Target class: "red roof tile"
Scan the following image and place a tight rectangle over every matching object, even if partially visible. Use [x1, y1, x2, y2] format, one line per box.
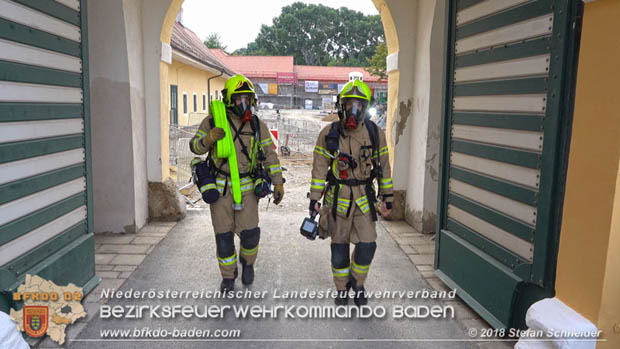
[209, 49, 294, 79]
[294, 65, 385, 82]
[171, 22, 235, 75]
[210, 49, 385, 82]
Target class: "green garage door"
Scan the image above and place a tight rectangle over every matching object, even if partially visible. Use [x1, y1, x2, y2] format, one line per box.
[0, 0, 97, 310]
[436, 0, 582, 329]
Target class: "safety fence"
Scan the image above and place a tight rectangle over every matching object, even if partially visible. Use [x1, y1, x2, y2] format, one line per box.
[169, 124, 199, 188]
[168, 110, 326, 201]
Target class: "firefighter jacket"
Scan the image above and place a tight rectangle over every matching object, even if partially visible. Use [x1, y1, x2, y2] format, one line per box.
[310, 121, 393, 217]
[189, 110, 283, 196]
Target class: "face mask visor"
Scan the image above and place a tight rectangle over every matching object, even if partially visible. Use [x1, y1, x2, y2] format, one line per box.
[343, 98, 367, 125]
[231, 93, 253, 116]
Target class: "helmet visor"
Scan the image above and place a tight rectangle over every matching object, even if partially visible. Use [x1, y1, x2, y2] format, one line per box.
[340, 84, 369, 100]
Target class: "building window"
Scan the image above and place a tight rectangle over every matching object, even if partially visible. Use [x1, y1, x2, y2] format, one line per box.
[203, 94, 206, 111]
[215, 90, 219, 100]
[193, 93, 197, 112]
[183, 92, 187, 115]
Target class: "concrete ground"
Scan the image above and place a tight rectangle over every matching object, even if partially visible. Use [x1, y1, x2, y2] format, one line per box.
[61, 211, 475, 349]
[35, 159, 515, 348]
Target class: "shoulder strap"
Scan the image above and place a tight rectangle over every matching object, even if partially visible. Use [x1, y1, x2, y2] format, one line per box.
[226, 115, 253, 163]
[250, 114, 260, 136]
[365, 120, 381, 222]
[365, 120, 379, 154]
[325, 122, 341, 154]
[250, 114, 266, 163]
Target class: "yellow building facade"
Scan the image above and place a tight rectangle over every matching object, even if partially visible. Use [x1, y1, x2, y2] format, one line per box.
[554, 1, 620, 347]
[159, 18, 234, 179]
[168, 59, 227, 126]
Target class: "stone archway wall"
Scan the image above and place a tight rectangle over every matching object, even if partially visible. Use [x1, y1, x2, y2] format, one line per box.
[143, 0, 183, 183]
[88, 0, 184, 233]
[372, 0, 445, 233]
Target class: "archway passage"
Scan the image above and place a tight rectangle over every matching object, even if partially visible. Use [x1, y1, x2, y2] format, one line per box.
[0, 0, 588, 342]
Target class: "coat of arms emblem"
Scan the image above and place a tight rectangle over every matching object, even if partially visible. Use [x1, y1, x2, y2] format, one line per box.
[23, 305, 49, 337]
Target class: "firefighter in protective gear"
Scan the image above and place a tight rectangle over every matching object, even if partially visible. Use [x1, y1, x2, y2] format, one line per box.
[190, 74, 284, 292]
[309, 79, 393, 306]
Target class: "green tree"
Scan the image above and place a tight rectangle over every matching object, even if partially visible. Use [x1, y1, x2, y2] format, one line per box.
[204, 32, 227, 50]
[233, 2, 384, 66]
[367, 42, 387, 80]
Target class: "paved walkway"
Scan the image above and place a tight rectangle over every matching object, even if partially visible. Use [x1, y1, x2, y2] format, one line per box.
[35, 208, 516, 348]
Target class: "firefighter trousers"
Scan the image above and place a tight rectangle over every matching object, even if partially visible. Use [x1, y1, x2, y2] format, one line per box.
[329, 205, 377, 290]
[210, 191, 260, 279]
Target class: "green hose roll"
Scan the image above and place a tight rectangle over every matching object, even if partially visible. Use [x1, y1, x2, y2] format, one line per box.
[210, 100, 232, 158]
[210, 100, 242, 208]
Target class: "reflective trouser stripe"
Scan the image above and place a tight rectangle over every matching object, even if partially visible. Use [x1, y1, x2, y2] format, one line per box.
[332, 267, 350, 277]
[351, 262, 370, 274]
[240, 246, 258, 256]
[218, 253, 237, 266]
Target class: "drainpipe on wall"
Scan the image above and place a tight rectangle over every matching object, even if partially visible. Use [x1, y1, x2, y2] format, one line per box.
[207, 70, 224, 114]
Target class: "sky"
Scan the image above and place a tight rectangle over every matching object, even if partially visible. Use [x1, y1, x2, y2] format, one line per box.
[180, 0, 380, 52]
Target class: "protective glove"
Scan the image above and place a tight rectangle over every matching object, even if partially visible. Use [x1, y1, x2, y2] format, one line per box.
[203, 127, 225, 147]
[309, 199, 319, 216]
[379, 201, 393, 218]
[273, 184, 284, 205]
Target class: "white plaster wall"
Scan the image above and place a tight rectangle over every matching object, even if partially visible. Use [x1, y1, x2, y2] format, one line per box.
[142, 0, 173, 183]
[123, 0, 149, 230]
[424, 0, 446, 230]
[88, 0, 137, 233]
[385, 0, 417, 191]
[386, 0, 444, 232]
[405, 0, 434, 231]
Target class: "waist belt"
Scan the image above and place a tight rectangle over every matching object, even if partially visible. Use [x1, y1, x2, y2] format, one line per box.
[329, 178, 371, 186]
[326, 173, 378, 222]
[212, 163, 252, 178]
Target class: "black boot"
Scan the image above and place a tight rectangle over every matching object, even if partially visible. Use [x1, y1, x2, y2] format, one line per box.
[240, 258, 254, 285]
[220, 278, 235, 292]
[351, 278, 367, 306]
[334, 282, 351, 306]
